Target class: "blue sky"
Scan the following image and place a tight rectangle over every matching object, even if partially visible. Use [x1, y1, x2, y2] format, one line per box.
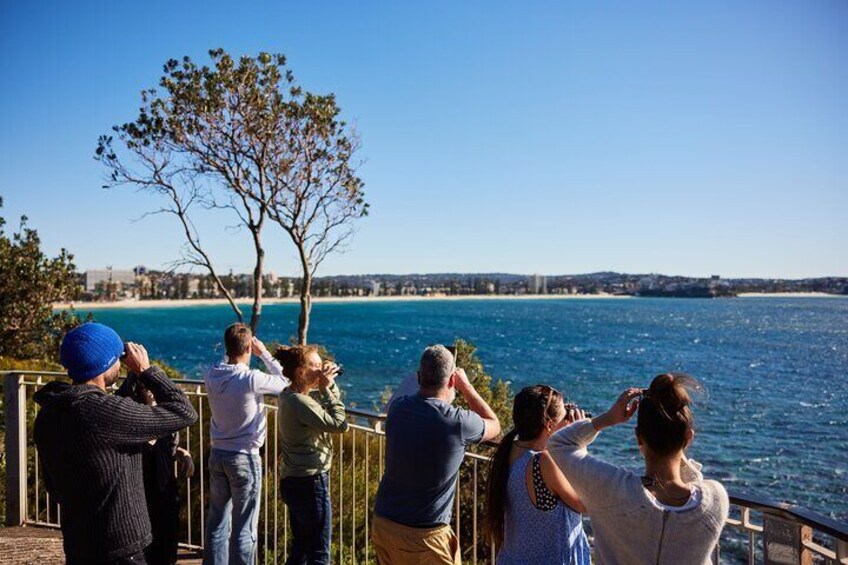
[1, 1, 845, 278]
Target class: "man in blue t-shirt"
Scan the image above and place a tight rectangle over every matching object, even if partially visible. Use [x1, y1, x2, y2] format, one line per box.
[373, 345, 501, 564]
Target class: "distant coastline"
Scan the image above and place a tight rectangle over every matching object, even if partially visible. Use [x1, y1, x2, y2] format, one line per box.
[54, 293, 630, 310]
[735, 292, 841, 298]
[52, 291, 846, 311]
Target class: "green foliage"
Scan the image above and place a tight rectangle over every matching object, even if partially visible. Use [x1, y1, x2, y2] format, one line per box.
[0, 357, 64, 372]
[0, 198, 82, 361]
[452, 338, 513, 430]
[146, 358, 186, 380]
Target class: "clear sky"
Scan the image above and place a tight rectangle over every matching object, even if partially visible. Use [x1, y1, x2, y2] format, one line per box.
[1, 1, 845, 278]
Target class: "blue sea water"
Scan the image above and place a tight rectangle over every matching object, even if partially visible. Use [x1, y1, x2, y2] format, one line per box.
[89, 297, 848, 522]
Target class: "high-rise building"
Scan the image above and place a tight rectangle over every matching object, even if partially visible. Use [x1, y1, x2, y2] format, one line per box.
[84, 268, 136, 292]
[528, 273, 547, 294]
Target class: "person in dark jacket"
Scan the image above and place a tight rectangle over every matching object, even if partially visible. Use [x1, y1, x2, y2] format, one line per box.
[33, 323, 198, 565]
[117, 376, 196, 565]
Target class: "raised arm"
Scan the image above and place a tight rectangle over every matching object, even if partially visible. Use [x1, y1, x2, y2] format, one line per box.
[98, 343, 198, 445]
[249, 337, 291, 394]
[548, 388, 642, 510]
[99, 366, 198, 445]
[454, 368, 501, 442]
[293, 381, 349, 433]
[538, 451, 586, 513]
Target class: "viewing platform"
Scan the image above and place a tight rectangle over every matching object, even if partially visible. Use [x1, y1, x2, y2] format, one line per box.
[4, 370, 847, 564]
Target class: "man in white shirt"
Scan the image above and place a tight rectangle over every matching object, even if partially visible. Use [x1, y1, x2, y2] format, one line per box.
[203, 323, 290, 565]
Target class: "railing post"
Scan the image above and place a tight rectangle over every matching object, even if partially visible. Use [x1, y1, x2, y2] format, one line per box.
[836, 537, 848, 564]
[764, 514, 813, 565]
[4, 372, 28, 526]
[799, 525, 813, 565]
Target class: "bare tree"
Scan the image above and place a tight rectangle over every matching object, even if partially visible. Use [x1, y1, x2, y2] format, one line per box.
[97, 49, 367, 336]
[266, 95, 368, 342]
[96, 141, 245, 322]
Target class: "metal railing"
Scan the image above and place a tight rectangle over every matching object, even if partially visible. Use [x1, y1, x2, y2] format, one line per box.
[4, 370, 847, 564]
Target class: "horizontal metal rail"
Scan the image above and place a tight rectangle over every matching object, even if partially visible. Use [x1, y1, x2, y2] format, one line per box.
[4, 370, 847, 564]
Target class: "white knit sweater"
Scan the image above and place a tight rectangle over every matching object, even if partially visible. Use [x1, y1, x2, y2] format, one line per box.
[548, 420, 729, 565]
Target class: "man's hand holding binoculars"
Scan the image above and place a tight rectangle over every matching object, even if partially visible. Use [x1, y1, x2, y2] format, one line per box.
[123, 342, 151, 374]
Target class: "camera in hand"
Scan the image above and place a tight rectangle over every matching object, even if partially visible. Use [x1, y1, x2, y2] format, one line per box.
[566, 401, 592, 419]
[576, 406, 593, 418]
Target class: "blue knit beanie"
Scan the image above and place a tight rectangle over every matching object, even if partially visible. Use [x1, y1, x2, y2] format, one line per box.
[60, 323, 124, 382]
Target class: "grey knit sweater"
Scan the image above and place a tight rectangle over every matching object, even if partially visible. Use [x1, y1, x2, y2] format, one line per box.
[33, 366, 198, 564]
[548, 420, 729, 565]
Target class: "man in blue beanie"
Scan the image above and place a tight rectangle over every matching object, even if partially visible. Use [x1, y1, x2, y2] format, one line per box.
[33, 322, 198, 565]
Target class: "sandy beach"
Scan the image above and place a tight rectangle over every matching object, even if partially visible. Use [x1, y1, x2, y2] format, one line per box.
[736, 292, 842, 298]
[54, 291, 845, 311]
[54, 293, 630, 310]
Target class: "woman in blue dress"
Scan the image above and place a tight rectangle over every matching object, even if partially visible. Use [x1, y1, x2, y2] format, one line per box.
[486, 385, 591, 565]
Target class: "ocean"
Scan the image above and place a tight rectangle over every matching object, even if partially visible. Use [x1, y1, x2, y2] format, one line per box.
[88, 296, 848, 522]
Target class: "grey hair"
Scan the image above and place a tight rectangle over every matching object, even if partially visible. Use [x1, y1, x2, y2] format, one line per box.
[418, 345, 455, 388]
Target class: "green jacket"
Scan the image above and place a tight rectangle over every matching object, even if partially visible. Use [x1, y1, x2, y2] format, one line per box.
[278, 382, 349, 478]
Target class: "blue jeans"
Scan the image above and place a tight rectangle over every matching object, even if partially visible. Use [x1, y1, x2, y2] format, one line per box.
[280, 473, 331, 565]
[204, 450, 262, 565]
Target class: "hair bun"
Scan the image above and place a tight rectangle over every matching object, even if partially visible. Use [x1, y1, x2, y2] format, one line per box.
[648, 373, 701, 414]
[637, 373, 703, 456]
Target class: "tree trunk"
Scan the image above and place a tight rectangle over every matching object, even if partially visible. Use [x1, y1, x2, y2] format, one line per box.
[294, 239, 312, 344]
[298, 273, 312, 344]
[250, 238, 265, 333]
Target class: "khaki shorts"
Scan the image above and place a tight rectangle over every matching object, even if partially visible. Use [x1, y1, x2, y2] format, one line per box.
[372, 515, 461, 565]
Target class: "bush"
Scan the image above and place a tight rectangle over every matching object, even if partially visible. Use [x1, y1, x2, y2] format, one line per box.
[0, 198, 82, 361]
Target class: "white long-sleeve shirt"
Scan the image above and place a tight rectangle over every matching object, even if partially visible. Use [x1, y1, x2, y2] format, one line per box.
[204, 351, 290, 454]
[548, 419, 729, 565]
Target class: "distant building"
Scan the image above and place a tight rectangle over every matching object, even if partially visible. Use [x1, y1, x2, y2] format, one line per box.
[401, 283, 418, 296]
[639, 276, 659, 291]
[188, 278, 200, 297]
[84, 268, 135, 292]
[528, 273, 547, 294]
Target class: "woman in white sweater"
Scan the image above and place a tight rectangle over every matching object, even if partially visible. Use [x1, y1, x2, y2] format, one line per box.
[548, 374, 729, 565]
